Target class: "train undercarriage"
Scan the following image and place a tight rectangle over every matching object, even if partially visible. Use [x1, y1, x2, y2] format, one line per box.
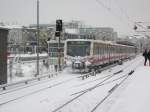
[71, 55, 135, 73]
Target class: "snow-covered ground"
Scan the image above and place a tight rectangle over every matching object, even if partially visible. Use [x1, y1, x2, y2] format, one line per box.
[98, 64, 150, 112]
[7, 55, 54, 83]
[1, 56, 150, 112]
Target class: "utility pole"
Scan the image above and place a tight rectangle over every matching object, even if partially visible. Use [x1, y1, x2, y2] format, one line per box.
[36, 0, 40, 76]
[58, 33, 61, 71]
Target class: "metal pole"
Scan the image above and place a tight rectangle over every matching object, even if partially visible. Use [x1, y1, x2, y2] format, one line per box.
[36, 0, 40, 76]
[58, 34, 61, 71]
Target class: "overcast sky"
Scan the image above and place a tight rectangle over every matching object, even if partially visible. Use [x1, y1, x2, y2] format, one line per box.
[0, 0, 150, 35]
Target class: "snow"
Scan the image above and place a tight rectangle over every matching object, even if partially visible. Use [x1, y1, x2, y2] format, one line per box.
[1, 56, 150, 112]
[7, 53, 52, 83]
[0, 25, 22, 29]
[7, 60, 53, 83]
[99, 66, 150, 112]
[65, 28, 79, 34]
[8, 53, 48, 58]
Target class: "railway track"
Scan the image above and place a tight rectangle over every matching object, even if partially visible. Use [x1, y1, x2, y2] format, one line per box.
[51, 58, 143, 112]
[0, 56, 142, 110]
[72, 56, 141, 94]
[1, 56, 138, 93]
[90, 72, 133, 112]
[51, 72, 131, 112]
[0, 75, 78, 106]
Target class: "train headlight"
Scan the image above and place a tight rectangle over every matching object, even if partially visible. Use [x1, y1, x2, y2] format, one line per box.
[85, 61, 91, 66]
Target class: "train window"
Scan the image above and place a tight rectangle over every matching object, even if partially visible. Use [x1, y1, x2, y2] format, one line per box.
[112, 46, 114, 53]
[96, 45, 98, 55]
[60, 43, 64, 47]
[49, 43, 64, 47]
[49, 43, 58, 47]
[99, 45, 101, 55]
[105, 45, 108, 54]
[98, 45, 100, 55]
[105, 45, 107, 54]
[54, 53, 58, 57]
[101, 45, 104, 56]
[102, 44, 104, 54]
[49, 48, 57, 52]
[116, 46, 119, 53]
[96, 45, 99, 55]
[48, 42, 64, 58]
[107, 45, 109, 54]
[60, 52, 64, 56]
[109, 46, 111, 54]
[93, 43, 97, 55]
[67, 41, 91, 57]
[60, 48, 64, 52]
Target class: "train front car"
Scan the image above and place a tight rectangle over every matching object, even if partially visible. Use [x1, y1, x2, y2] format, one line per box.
[64, 39, 137, 73]
[65, 39, 92, 72]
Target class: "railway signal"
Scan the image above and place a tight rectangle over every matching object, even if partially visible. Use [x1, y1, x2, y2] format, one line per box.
[55, 19, 63, 71]
[56, 19, 63, 32]
[134, 25, 137, 30]
[147, 26, 150, 29]
[55, 31, 60, 37]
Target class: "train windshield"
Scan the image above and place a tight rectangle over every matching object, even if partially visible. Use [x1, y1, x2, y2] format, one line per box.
[67, 41, 91, 57]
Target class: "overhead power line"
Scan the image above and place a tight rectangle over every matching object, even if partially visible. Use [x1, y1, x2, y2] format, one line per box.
[112, 0, 133, 22]
[95, 0, 134, 32]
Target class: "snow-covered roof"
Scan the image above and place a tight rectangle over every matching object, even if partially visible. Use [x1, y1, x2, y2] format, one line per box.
[0, 26, 10, 30]
[0, 25, 22, 29]
[65, 39, 135, 48]
[65, 28, 79, 34]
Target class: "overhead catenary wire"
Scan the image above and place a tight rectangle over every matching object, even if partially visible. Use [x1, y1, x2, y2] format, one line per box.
[94, 0, 134, 33]
[112, 0, 134, 25]
[112, 0, 150, 36]
[95, 0, 122, 21]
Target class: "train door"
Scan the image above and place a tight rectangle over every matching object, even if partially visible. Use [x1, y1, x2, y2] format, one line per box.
[99, 44, 102, 64]
[114, 45, 117, 61]
[110, 45, 113, 62]
[116, 45, 120, 60]
[107, 44, 110, 64]
[103, 44, 106, 63]
[108, 44, 111, 63]
[112, 45, 115, 62]
[101, 44, 104, 64]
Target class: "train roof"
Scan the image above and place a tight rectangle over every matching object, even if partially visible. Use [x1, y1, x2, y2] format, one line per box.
[116, 41, 136, 47]
[65, 39, 135, 48]
[0, 25, 22, 29]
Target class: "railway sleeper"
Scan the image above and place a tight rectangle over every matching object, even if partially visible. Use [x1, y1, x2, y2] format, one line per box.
[108, 84, 119, 93]
[81, 57, 132, 80]
[81, 72, 96, 80]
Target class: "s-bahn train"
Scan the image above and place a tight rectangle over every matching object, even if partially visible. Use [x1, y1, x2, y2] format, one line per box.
[64, 39, 137, 72]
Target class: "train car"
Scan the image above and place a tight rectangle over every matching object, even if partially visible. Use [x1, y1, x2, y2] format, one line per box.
[47, 40, 65, 67]
[64, 39, 136, 72]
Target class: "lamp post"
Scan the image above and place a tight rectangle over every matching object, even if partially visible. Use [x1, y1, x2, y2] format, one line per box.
[36, 0, 40, 76]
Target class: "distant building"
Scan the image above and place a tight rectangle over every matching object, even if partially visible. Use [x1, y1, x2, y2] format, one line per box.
[7, 26, 23, 54]
[8, 26, 48, 54]
[79, 27, 117, 41]
[29, 21, 118, 41]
